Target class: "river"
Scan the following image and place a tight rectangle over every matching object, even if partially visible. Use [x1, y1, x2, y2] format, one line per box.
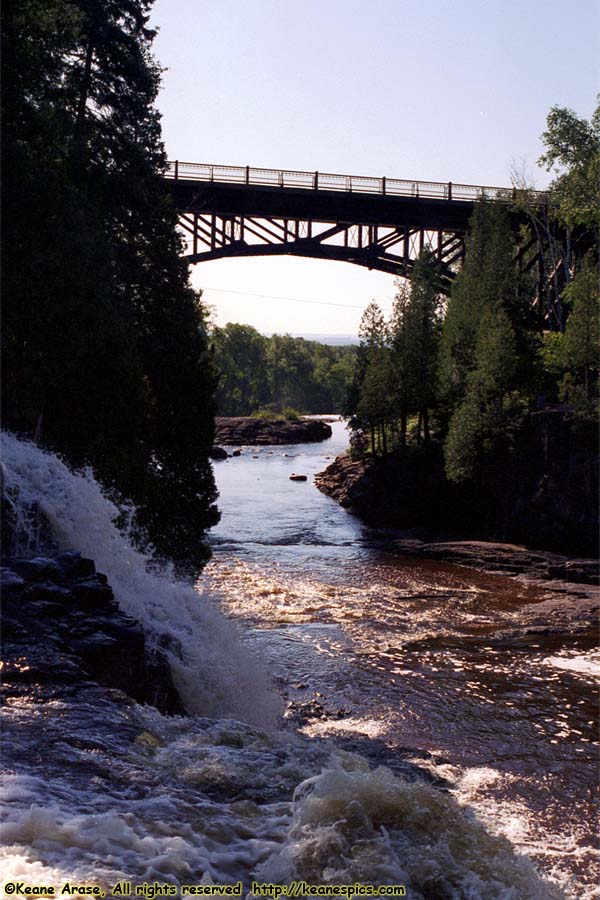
[206, 419, 599, 898]
[1, 427, 598, 900]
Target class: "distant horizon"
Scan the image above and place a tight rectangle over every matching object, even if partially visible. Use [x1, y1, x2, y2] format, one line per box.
[263, 331, 358, 346]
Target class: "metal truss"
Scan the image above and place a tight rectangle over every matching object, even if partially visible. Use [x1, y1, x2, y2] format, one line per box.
[176, 211, 465, 292]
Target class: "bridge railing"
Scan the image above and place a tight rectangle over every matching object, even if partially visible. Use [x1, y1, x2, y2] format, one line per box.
[166, 161, 546, 204]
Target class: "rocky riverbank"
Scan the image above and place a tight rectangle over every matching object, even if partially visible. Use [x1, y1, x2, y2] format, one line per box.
[315, 409, 599, 580]
[215, 416, 332, 446]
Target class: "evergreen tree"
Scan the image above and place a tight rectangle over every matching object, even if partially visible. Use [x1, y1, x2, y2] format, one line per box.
[439, 200, 530, 482]
[1, 0, 218, 570]
[438, 199, 520, 407]
[444, 307, 519, 482]
[388, 280, 411, 445]
[401, 251, 443, 441]
[559, 256, 600, 414]
[354, 302, 391, 454]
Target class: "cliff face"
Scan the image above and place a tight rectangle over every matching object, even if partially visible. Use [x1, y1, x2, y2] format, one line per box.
[316, 409, 599, 558]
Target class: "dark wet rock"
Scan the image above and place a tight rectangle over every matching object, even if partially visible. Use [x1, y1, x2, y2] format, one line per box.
[71, 576, 116, 609]
[53, 551, 96, 579]
[209, 446, 229, 460]
[216, 416, 332, 446]
[316, 409, 599, 561]
[7, 555, 64, 581]
[388, 540, 600, 586]
[231, 448, 242, 456]
[284, 696, 349, 725]
[0, 553, 185, 715]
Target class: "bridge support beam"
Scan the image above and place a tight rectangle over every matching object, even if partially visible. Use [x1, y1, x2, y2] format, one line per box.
[177, 211, 464, 292]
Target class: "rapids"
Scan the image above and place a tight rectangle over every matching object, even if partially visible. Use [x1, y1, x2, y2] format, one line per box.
[1, 427, 597, 898]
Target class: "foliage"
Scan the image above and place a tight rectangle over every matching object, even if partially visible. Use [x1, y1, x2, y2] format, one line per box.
[1, 0, 218, 571]
[348, 255, 443, 454]
[558, 256, 600, 416]
[211, 324, 357, 415]
[250, 407, 302, 422]
[538, 98, 600, 232]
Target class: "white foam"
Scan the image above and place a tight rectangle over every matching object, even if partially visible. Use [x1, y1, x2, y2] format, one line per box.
[1, 432, 279, 726]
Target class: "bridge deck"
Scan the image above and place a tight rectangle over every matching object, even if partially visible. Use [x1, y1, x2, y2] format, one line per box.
[165, 160, 546, 205]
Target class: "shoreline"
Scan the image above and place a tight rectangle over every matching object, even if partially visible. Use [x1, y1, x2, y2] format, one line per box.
[315, 453, 599, 591]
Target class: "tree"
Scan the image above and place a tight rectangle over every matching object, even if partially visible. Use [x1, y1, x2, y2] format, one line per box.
[538, 99, 600, 233]
[212, 324, 269, 414]
[438, 200, 530, 482]
[438, 199, 521, 408]
[1, 0, 219, 571]
[444, 309, 519, 483]
[559, 256, 600, 413]
[351, 302, 391, 454]
[400, 252, 443, 441]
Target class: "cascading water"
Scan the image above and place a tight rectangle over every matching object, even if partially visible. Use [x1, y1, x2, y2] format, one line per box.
[0, 431, 573, 898]
[0, 431, 279, 726]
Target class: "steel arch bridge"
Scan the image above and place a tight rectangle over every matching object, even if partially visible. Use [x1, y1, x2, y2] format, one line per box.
[164, 160, 549, 298]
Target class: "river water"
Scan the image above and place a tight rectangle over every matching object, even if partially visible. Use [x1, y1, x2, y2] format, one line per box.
[1, 428, 598, 900]
[206, 419, 599, 898]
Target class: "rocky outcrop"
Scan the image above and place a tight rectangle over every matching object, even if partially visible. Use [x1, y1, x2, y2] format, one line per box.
[215, 416, 332, 446]
[1, 551, 184, 714]
[316, 409, 599, 561]
[389, 539, 599, 585]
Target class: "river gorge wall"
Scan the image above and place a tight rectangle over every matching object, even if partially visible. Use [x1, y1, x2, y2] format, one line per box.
[316, 408, 599, 558]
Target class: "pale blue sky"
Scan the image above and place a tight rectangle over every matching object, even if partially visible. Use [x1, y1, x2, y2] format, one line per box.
[152, 0, 599, 334]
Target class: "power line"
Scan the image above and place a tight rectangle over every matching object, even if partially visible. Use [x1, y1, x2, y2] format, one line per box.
[199, 286, 393, 310]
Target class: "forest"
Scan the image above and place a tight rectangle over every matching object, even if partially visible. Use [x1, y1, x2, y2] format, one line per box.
[346, 100, 599, 486]
[211, 326, 357, 416]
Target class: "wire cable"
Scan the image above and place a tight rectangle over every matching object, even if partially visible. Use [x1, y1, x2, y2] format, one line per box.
[199, 286, 393, 310]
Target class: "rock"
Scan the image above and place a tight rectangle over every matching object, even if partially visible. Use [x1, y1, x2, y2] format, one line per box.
[209, 446, 228, 460]
[289, 474, 308, 481]
[6, 556, 64, 581]
[0, 554, 185, 716]
[232, 448, 242, 457]
[53, 551, 96, 579]
[215, 416, 332, 446]
[71, 577, 116, 610]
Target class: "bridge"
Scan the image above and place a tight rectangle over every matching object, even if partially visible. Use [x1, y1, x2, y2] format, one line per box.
[165, 160, 549, 296]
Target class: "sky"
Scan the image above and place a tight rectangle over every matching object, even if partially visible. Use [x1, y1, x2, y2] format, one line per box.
[151, 0, 599, 336]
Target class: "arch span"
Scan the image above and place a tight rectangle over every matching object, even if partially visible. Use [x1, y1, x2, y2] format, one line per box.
[165, 161, 548, 298]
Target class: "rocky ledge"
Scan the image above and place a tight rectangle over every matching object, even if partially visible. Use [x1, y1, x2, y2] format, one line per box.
[215, 416, 332, 446]
[315, 454, 599, 587]
[1, 551, 184, 714]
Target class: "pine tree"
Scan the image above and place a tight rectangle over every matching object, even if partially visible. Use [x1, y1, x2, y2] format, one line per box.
[438, 199, 519, 407]
[439, 200, 529, 482]
[1, 0, 219, 570]
[559, 255, 600, 413]
[401, 251, 443, 441]
[353, 302, 391, 454]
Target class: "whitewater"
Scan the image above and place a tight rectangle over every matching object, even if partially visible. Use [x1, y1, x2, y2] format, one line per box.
[0, 431, 588, 898]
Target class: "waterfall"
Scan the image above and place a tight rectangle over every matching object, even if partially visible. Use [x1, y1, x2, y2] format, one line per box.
[0, 431, 280, 727]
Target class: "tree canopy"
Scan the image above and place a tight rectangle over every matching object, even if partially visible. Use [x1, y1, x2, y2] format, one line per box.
[2, 0, 218, 570]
